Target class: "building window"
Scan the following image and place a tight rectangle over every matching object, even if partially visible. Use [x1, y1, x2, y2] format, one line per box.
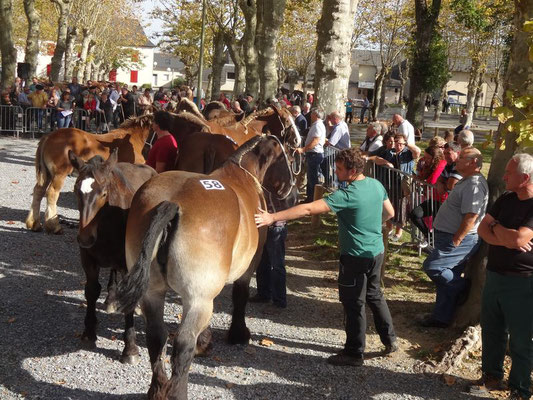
[163, 74, 169, 81]
[153, 74, 158, 87]
[227, 72, 235, 80]
[166, 59, 171, 65]
[130, 70, 138, 83]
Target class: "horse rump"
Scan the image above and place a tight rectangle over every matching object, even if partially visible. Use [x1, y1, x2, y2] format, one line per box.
[116, 201, 179, 314]
[35, 135, 51, 187]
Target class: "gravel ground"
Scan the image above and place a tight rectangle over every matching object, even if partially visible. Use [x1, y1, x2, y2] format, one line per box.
[0, 135, 481, 400]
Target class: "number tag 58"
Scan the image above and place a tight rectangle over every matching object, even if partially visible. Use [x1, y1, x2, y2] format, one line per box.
[199, 179, 225, 190]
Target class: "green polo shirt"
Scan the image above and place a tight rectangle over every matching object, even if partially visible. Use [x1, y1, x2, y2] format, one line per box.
[324, 177, 387, 258]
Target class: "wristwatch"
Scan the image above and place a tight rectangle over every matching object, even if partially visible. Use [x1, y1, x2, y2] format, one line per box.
[489, 220, 499, 233]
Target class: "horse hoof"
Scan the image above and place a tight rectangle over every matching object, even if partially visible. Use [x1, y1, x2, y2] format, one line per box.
[44, 217, 63, 234]
[227, 326, 251, 345]
[80, 337, 97, 350]
[195, 328, 213, 357]
[120, 354, 140, 365]
[26, 218, 43, 232]
[105, 302, 117, 314]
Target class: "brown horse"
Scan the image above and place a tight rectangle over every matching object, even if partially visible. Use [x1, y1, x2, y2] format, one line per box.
[68, 149, 157, 364]
[25, 114, 154, 234]
[115, 135, 297, 400]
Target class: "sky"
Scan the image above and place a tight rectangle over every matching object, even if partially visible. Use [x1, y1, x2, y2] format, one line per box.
[140, 0, 164, 46]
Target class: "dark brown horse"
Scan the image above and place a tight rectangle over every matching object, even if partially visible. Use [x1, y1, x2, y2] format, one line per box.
[69, 149, 157, 364]
[115, 135, 297, 399]
[26, 114, 154, 234]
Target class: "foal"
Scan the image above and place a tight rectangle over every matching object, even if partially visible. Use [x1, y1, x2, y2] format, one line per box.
[70, 149, 157, 363]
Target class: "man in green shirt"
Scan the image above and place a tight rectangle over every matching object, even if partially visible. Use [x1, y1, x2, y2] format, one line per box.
[255, 147, 397, 366]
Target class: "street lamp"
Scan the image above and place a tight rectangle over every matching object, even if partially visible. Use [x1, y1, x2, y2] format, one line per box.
[197, 0, 206, 108]
[167, 67, 173, 89]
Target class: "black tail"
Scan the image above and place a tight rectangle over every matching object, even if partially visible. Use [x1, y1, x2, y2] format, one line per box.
[116, 201, 179, 314]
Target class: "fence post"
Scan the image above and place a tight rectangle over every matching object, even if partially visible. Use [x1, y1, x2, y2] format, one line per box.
[311, 184, 326, 228]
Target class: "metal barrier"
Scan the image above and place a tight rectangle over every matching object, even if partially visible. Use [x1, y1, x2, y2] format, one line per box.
[0, 105, 24, 137]
[322, 145, 342, 189]
[366, 161, 437, 252]
[24, 107, 56, 137]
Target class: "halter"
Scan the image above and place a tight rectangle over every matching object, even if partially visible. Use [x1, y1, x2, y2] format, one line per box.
[273, 111, 302, 176]
[232, 135, 296, 201]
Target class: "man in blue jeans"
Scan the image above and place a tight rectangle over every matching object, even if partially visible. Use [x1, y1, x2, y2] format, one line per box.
[421, 147, 488, 327]
[299, 107, 326, 202]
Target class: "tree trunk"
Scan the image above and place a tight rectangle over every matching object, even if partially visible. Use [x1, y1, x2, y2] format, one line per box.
[464, 57, 482, 128]
[473, 71, 485, 119]
[378, 72, 389, 115]
[302, 72, 308, 105]
[91, 60, 101, 81]
[398, 60, 408, 105]
[372, 70, 385, 120]
[239, 0, 259, 101]
[23, 0, 41, 78]
[314, 0, 359, 116]
[64, 27, 77, 81]
[406, 0, 442, 130]
[223, 31, 246, 98]
[233, 61, 246, 97]
[0, 0, 17, 90]
[205, 73, 213, 102]
[210, 30, 225, 101]
[433, 85, 447, 121]
[489, 68, 501, 117]
[83, 42, 95, 83]
[50, 0, 70, 82]
[454, 0, 533, 328]
[256, 0, 286, 103]
[76, 29, 92, 82]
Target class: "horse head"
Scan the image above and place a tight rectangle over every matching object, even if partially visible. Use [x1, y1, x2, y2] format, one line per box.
[232, 135, 296, 206]
[69, 148, 132, 248]
[268, 105, 302, 150]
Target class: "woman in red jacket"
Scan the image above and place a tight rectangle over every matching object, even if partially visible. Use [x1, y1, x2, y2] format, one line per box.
[409, 145, 447, 243]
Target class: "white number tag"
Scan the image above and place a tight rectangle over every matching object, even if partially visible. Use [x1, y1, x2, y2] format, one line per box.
[200, 179, 225, 190]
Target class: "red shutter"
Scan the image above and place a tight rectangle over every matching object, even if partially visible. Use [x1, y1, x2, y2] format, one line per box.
[109, 69, 117, 82]
[46, 64, 51, 76]
[130, 70, 138, 83]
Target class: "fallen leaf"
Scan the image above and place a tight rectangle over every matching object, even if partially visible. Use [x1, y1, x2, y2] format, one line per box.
[11, 181, 19, 184]
[443, 374, 456, 386]
[225, 382, 234, 389]
[56, 380, 66, 385]
[260, 338, 274, 347]
[213, 356, 223, 362]
[7, 317, 16, 323]
[6, 221, 15, 225]
[22, 168, 27, 171]
[111, 335, 117, 341]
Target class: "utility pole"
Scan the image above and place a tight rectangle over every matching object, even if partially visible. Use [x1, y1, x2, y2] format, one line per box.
[197, 0, 207, 108]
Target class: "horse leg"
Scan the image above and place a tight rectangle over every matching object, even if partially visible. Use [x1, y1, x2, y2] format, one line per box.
[44, 174, 66, 234]
[120, 311, 140, 365]
[195, 327, 212, 357]
[26, 178, 49, 232]
[227, 268, 255, 345]
[81, 252, 100, 348]
[143, 290, 170, 400]
[104, 269, 118, 313]
[164, 299, 213, 400]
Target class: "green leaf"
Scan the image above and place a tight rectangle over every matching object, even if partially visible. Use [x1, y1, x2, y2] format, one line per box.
[495, 106, 514, 123]
[515, 96, 533, 109]
[524, 20, 533, 33]
[505, 90, 514, 102]
[529, 46, 533, 63]
[499, 141, 506, 151]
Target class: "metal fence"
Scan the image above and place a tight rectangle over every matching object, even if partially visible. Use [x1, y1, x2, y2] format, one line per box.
[320, 150, 437, 253]
[0, 105, 24, 136]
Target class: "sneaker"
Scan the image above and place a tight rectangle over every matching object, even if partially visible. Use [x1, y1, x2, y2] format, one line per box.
[327, 350, 364, 367]
[383, 341, 399, 355]
[419, 316, 449, 328]
[248, 294, 270, 304]
[390, 234, 401, 242]
[387, 230, 395, 238]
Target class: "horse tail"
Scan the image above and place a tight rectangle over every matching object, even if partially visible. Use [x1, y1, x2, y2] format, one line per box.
[116, 201, 179, 314]
[35, 136, 50, 187]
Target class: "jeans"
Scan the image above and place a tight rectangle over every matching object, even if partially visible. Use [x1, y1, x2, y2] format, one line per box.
[423, 230, 480, 323]
[481, 271, 533, 399]
[305, 152, 324, 202]
[255, 224, 288, 307]
[360, 107, 368, 122]
[338, 253, 396, 355]
[57, 114, 72, 129]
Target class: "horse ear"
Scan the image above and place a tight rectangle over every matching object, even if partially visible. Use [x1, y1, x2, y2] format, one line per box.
[68, 150, 84, 170]
[106, 148, 119, 168]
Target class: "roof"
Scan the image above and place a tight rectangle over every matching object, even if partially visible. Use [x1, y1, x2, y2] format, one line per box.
[153, 53, 185, 71]
[351, 49, 382, 67]
[118, 20, 156, 48]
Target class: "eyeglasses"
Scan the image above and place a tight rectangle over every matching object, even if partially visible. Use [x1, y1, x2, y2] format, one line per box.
[396, 142, 406, 145]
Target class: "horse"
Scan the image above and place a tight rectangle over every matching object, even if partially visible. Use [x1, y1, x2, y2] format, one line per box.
[114, 135, 299, 400]
[174, 106, 302, 175]
[68, 149, 157, 364]
[202, 101, 244, 121]
[25, 114, 154, 234]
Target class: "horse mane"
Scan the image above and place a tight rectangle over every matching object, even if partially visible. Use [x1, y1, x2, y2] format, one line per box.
[176, 98, 205, 120]
[242, 108, 274, 127]
[211, 113, 242, 127]
[119, 113, 154, 130]
[228, 135, 263, 165]
[171, 111, 211, 131]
